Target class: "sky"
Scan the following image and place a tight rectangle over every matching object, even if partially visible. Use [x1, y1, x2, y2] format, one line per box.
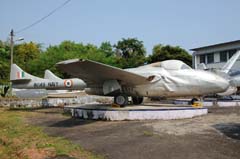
[1, 0, 240, 54]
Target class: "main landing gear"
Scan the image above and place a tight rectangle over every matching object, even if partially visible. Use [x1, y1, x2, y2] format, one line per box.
[114, 94, 144, 107]
[132, 96, 143, 105]
[114, 94, 128, 107]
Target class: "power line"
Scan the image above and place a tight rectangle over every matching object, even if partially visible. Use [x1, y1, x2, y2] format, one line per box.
[15, 0, 71, 34]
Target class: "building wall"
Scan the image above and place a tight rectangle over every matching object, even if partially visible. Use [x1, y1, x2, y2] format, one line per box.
[192, 42, 240, 72]
[193, 43, 240, 55]
[195, 52, 240, 71]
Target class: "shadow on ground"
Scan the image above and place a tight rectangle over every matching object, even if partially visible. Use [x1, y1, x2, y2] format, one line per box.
[8, 107, 62, 114]
[213, 123, 240, 140]
[49, 118, 95, 127]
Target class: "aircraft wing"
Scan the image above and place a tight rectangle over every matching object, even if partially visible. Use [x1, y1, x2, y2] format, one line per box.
[57, 59, 150, 86]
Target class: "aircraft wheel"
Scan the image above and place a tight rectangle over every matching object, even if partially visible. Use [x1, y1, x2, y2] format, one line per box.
[190, 98, 198, 105]
[114, 94, 128, 107]
[132, 96, 143, 105]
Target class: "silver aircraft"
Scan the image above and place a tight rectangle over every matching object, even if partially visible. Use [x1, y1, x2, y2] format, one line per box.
[56, 58, 230, 106]
[10, 64, 86, 90]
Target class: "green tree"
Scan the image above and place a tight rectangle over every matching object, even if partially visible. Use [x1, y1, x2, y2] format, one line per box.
[0, 39, 194, 84]
[99, 41, 114, 57]
[0, 40, 10, 84]
[0, 60, 10, 84]
[148, 44, 192, 66]
[114, 38, 146, 58]
[14, 42, 42, 71]
[28, 41, 118, 78]
[114, 38, 146, 68]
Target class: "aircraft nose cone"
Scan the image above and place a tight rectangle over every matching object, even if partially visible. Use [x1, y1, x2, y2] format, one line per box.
[215, 77, 229, 91]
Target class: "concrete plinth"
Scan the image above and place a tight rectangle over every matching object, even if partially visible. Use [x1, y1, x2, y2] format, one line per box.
[173, 99, 240, 107]
[66, 104, 208, 121]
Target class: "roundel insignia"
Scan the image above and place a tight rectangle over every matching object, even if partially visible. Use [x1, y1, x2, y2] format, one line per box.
[64, 80, 73, 88]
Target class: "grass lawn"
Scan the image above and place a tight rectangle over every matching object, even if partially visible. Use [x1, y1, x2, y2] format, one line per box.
[0, 108, 103, 159]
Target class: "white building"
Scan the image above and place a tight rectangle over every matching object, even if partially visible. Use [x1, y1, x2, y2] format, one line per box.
[191, 40, 240, 72]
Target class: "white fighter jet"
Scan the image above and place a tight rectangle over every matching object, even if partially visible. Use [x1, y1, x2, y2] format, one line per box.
[10, 64, 86, 90]
[56, 56, 233, 106]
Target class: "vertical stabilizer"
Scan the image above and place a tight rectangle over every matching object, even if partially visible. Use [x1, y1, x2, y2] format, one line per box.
[10, 64, 42, 81]
[221, 50, 240, 73]
[10, 64, 28, 81]
[44, 70, 62, 80]
[198, 63, 207, 70]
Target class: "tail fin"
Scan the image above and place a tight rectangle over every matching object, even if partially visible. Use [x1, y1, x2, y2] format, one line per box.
[44, 70, 62, 80]
[198, 63, 207, 70]
[10, 64, 42, 82]
[221, 50, 240, 73]
[10, 64, 29, 81]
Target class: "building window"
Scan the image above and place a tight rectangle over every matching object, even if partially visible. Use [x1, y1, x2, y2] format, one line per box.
[220, 51, 227, 62]
[207, 53, 214, 64]
[229, 49, 237, 59]
[199, 55, 205, 63]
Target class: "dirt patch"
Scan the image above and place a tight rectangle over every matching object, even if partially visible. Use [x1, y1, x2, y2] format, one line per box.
[25, 107, 240, 159]
[17, 147, 55, 159]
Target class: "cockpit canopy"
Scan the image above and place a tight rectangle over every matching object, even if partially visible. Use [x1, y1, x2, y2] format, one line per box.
[149, 60, 192, 70]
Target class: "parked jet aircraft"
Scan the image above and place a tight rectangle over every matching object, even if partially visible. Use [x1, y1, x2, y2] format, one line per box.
[10, 64, 87, 90]
[57, 58, 230, 106]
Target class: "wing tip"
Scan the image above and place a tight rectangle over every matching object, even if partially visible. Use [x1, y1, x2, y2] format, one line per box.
[56, 59, 82, 65]
[56, 59, 88, 65]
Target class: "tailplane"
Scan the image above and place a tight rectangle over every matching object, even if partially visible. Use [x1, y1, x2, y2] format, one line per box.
[44, 70, 62, 80]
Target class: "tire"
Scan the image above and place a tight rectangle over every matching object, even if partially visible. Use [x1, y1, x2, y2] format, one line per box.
[114, 94, 128, 107]
[132, 96, 143, 105]
[190, 98, 198, 105]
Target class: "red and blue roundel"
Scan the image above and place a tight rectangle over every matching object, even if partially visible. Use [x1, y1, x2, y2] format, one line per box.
[64, 80, 73, 87]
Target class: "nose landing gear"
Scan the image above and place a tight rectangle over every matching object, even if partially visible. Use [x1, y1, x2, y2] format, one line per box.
[190, 98, 199, 105]
[190, 97, 203, 108]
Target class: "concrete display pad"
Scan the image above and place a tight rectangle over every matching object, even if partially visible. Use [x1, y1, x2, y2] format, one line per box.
[66, 104, 208, 121]
[173, 99, 240, 107]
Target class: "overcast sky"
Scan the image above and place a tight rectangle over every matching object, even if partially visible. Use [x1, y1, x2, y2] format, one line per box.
[1, 0, 240, 54]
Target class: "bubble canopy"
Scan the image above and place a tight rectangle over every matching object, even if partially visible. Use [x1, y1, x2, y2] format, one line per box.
[149, 60, 192, 70]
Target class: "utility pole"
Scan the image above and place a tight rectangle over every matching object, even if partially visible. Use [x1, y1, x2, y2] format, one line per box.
[9, 29, 14, 97]
[10, 29, 14, 65]
[9, 29, 24, 96]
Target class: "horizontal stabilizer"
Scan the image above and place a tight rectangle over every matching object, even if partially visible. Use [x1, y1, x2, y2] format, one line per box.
[44, 70, 62, 80]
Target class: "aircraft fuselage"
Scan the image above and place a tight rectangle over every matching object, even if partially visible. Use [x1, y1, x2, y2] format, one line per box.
[12, 78, 86, 90]
[85, 67, 229, 98]
[130, 69, 229, 97]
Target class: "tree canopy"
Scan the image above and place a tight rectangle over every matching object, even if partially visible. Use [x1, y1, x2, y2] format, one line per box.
[0, 39, 192, 85]
[148, 44, 192, 66]
[15, 42, 41, 71]
[114, 38, 146, 58]
[114, 38, 146, 68]
[0, 41, 10, 84]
